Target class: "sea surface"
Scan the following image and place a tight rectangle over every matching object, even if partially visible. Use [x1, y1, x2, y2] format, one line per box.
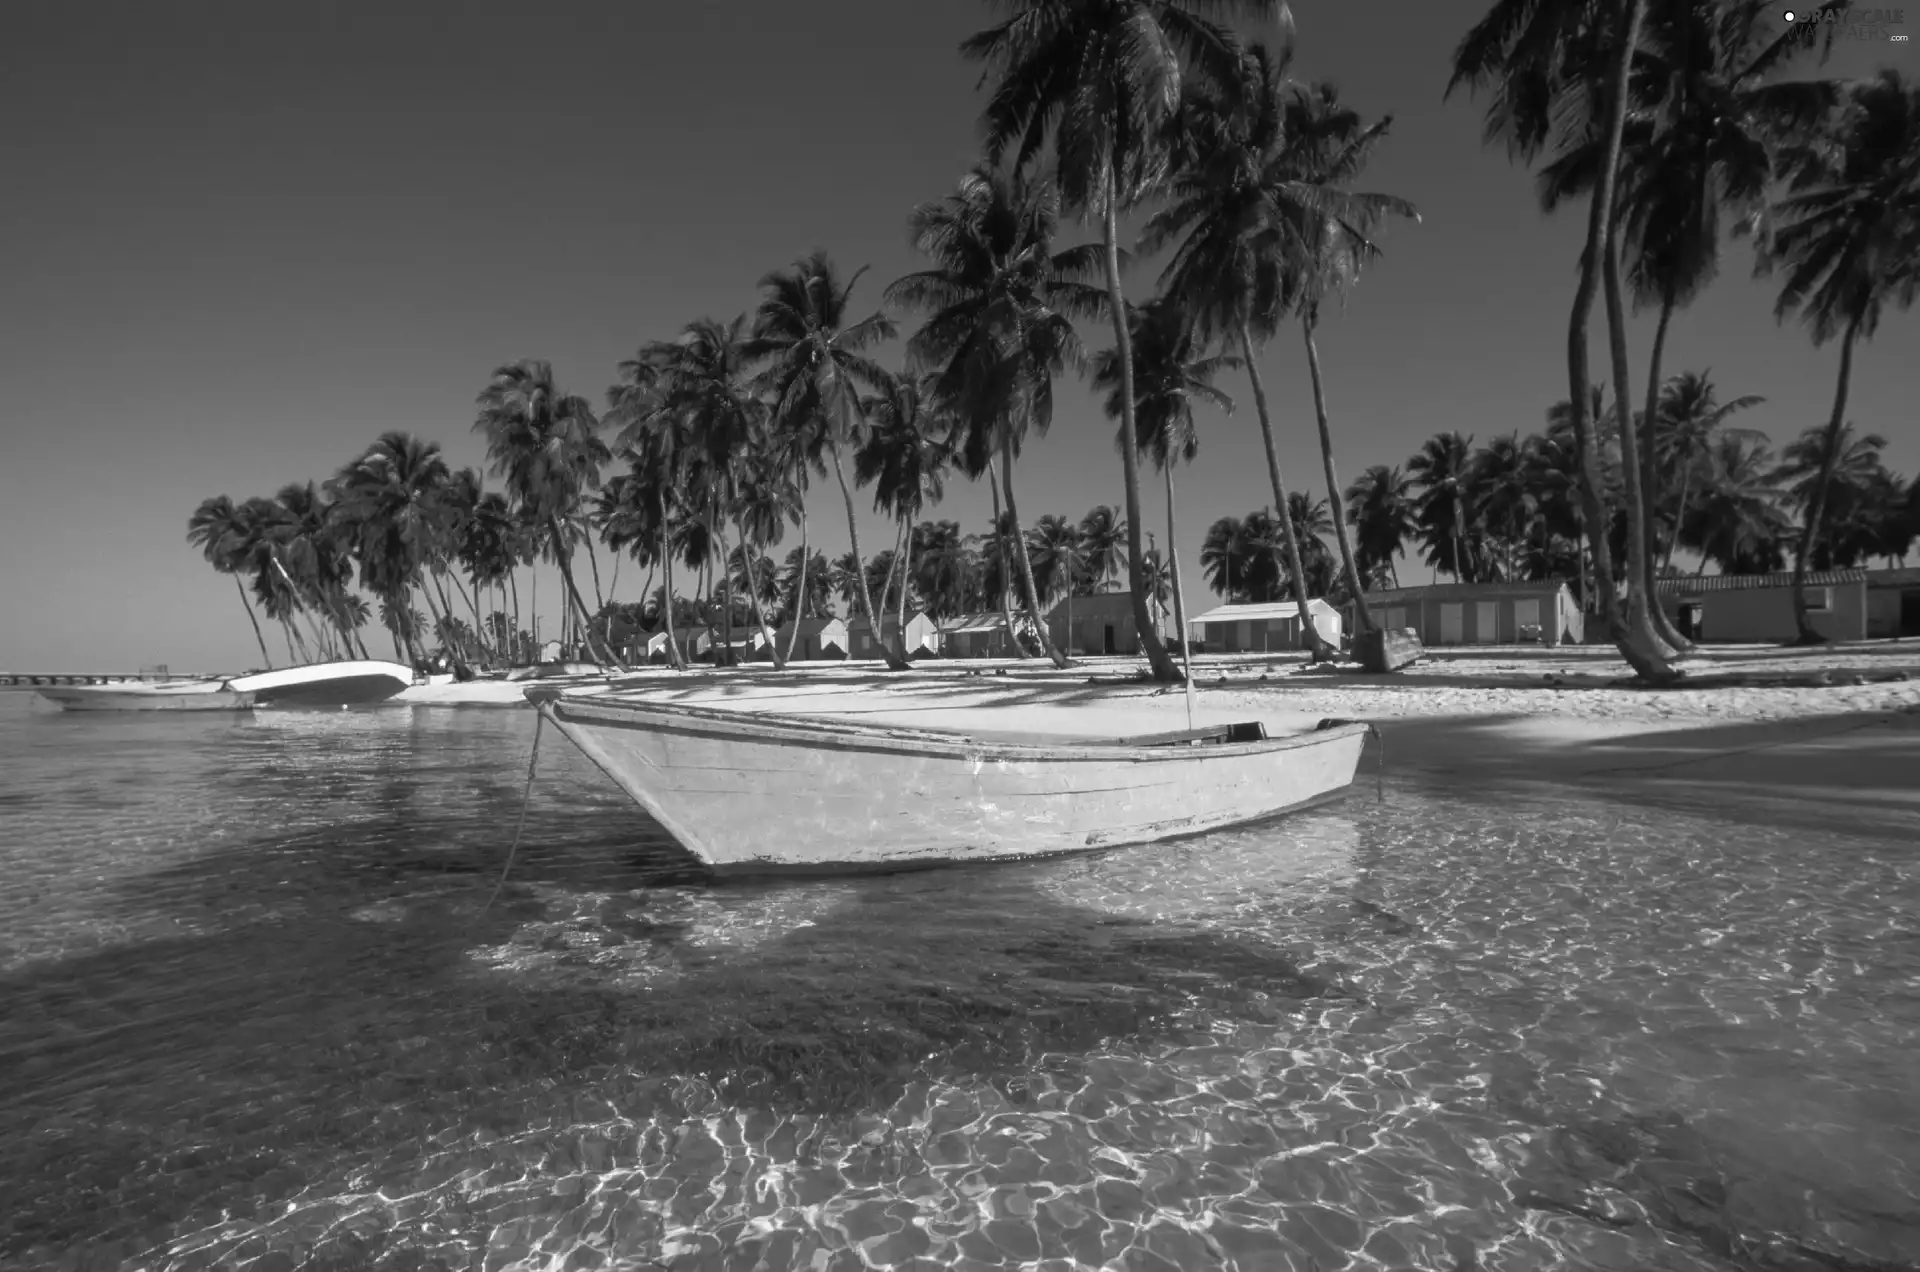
[1, 687, 1916, 1272]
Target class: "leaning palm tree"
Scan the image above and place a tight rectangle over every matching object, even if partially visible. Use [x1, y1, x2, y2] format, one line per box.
[1407, 433, 1477, 583]
[330, 431, 463, 671]
[1140, 42, 1341, 660]
[1680, 432, 1792, 574]
[855, 371, 951, 660]
[1092, 296, 1238, 682]
[472, 360, 623, 667]
[747, 251, 909, 670]
[1760, 67, 1920, 641]
[1077, 506, 1127, 593]
[1450, 0, 1682, 681]
[959, 0, 1278, 681]
[885, 164, 1106, 668]
[186, 495, 276, 669]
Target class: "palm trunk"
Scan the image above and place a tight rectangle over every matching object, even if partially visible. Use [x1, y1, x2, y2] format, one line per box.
[233, 575, 274, 669]
[1790, 316, 1859, 644]
[1238, 320, 1335, 660]
[988, 458, 1025, 659]
[736, 518, 784, 669]
[1164, 464, 1195, 689]
[1639, 288, 1692, 650]
[714, 515, 736, 667]
[583, 535, 607, 610]
[882, 514, 909, 660]
[828, 441, 911, 671]
[1303, 312, 1371, 641]
[1100, 164, 1181, 682]
[548, 515, 623, 668]
[1001, 429, 1070, 668]
[1662, 465, 1694, 576]
[898, 517, 915, 660]
[281, 620, 302, 664]
[507, 570, 523, 665]
[659, 509, 686, 670]
[448, 571, 496, 663]
[783, 514, 811, 664]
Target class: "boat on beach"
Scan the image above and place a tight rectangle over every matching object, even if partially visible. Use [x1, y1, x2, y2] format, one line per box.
[525, 686, 1373, 876]
[36, 660, 416, 712]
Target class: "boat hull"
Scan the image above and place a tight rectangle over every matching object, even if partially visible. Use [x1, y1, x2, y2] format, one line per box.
[228, 660, 414, 707]
[36, 683, 252, 712]
[543, 697, 1371, 876]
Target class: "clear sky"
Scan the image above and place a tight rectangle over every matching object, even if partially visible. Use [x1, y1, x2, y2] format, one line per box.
[1, 0, 1912, 672]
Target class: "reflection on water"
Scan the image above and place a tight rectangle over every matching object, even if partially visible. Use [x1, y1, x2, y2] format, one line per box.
[0, 691, 1916, 1271]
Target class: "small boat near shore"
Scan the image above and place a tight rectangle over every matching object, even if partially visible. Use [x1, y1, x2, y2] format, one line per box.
[36, 660, 415, 712]
[525, 686, 1373, 876]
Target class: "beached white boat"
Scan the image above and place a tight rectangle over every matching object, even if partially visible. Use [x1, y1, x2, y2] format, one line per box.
[37, 660, 414, 712]
[528, 688, 1373, 875]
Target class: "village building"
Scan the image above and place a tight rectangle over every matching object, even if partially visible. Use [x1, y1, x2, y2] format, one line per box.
[1043, 591, 1166, 656]
[770, 616, 849, 661]
[1188, 600, 1345, 653]
[1351, 579, 1584, 647]
[939, 612, 1027, 659]
[847, 612, 942, 660]
[1653, 569, 1875, 643]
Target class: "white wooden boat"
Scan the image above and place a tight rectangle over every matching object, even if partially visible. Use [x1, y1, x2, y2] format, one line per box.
[35, 679, 253, 711]
[528, 688, 1373, 876]
[37, 660, 414, 712]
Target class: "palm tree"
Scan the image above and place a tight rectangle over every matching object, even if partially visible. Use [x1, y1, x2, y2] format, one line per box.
[1451, 0, 1682, 681]
[1648, 371, 1766, 572]
[1025, 515, 1085, 650]
[1141, 41, 1338, 661]
[1345, 465, 1416, 590]
[1469, 434, 1532, 582]
[1679, 432, 1791, 574]
[1761, 68, 1920, 641]
[186, 495, 276, 669]
[330, 432, 462, 670]
[885, 165, 1107, 669]
[269, 481, 367, 660]
[1536, 0, 1834, 648]
[960, 0, 1276, 681]
[855, 371, 951, 659]
[1778, 422, 1892, 565]
[1092, 296, 1238, 679]
[748, 251, 908, 670]
[472, 360, 623, 667]
[1076, 506, 1127, 593]
[1408, 433, 1477, 583]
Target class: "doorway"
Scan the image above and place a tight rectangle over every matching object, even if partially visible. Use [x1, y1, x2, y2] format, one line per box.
[1103, 624, 1116, 655]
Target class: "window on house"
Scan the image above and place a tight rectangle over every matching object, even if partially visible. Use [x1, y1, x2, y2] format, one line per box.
[1807, 587, 1831, 613]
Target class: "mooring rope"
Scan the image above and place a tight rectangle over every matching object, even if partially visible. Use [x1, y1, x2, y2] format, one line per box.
[482, 704, 546, 913]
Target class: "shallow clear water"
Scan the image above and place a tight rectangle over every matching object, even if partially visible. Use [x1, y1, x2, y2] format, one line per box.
[1, 689, 1915, 1272]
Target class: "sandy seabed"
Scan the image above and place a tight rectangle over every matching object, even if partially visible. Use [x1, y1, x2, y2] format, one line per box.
[395, 641, 1920, 836]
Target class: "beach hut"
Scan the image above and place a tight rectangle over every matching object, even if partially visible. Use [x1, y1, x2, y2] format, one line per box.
[1188, 600, 1345, 653]
[1044, 591, 1166, 656]
[940, 612, 1025, 658]
[1866, 567, 1920, 639]
[847, 612, 942, 659]
[1351, 580, 1582, 647]
[772, 616, 849, 661]
[646, 627, 715, 664]
[1653, 570, 1868, 643]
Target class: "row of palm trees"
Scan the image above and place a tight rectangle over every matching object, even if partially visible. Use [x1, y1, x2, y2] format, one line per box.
[187, 2, 1917, 680]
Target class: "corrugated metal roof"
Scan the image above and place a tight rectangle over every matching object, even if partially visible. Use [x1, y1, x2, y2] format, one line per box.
[1655, 570, 1865, 592]
[1190, 600, 1339, 624]
[1357, 580, 1573, 604]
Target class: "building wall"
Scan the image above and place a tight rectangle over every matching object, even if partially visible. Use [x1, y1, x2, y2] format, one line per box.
[1364, 588, 1575, 646]
[1659, 583, 1867, 642]
[1864, 587, 1920, 639]
[1195, 607, 1343, 653]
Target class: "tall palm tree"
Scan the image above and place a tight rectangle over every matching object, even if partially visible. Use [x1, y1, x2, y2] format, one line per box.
[1092, 296, 1238, 679]
[1451, 0, 1683, 681]
[1679, 432, 1791, 573]
[1648, 371, 1766, 572]
[1408, 432, 1477, 583]
[269, 481, 367, 660]
[472, 360, 623, 667]
[1778, 422, 1893, 569]
[606, 343, 693, 669]
[1469, 434, 1533, 581]
[1140, 41, 1338, 660]
[330, 432, 461, 671]
[885, 164, 1106, 668]
[1344, 465, 1416, 590]
[1761, 67, 1920, 641]
[960, 0, 1278, 681]
[748, 251, 908, 670]
[1076, 506, 1128, 593]
[186, 495, 276, 669]
[855, 371, 951, 658]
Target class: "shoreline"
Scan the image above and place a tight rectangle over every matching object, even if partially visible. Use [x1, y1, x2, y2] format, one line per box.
[395, 642, 1920, 835]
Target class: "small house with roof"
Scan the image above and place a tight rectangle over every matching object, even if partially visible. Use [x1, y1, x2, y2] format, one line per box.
[1188, 599, 1345, 653]
[847, 612, 942, 660]
[770, 616, 849, 661]
[1351, 580, 1584, 646]
[1653, 570, 1870, 643]
[1866, 567, 1920, 639]
[1044, 591, 1164, 656]
[940, 612, 1027, 658]
[646, 627, 713, 664]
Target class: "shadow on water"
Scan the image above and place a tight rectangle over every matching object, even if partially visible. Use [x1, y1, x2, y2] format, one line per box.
[0, 789, 1358, 1261]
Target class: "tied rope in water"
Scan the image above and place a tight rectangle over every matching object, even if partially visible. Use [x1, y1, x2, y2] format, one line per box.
[482, 704, 546, 913]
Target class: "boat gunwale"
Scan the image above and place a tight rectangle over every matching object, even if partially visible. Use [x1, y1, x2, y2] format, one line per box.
[546, 693, 1370, 764]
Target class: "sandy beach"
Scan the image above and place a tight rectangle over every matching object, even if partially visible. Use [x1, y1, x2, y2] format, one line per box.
[396, 641, 1920, 837]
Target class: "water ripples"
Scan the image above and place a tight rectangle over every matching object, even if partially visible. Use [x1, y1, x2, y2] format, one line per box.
[0, 691, 1915, 1271]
